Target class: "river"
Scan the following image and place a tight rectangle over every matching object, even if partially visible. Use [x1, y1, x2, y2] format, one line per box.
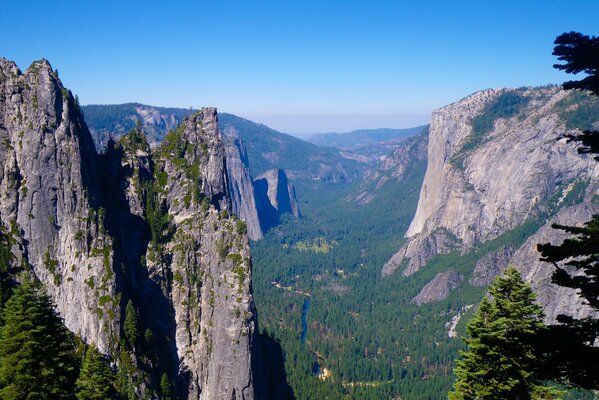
[300, 297, 310, 343]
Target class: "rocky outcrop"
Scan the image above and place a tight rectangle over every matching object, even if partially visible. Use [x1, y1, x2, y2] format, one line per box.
[0, 59, 264, 399]
[351, 127, 428, 205]
[383, 86, 599, 323]
[150, 109, 256, 399]
[253, 169, 300, 232]
[0, 58, 118, 353]
[511, 203, 598, 324]
[412, 270, 463, 305]
[223, 126, 263, 240]
[383, 87, 597, 277]
[469, 246, 514, 286]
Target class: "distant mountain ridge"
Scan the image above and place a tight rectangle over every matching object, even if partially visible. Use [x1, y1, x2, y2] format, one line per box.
[81, 102, 192, 148]
[81, 103, 376, 184]
[307, 125, 427, 157]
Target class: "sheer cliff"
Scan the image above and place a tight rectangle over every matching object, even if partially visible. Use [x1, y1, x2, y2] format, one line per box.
[382, 86, 599, 322]
[0, 58, 266, 399]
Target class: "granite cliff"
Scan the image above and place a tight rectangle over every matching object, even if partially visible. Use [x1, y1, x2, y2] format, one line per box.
[82, 105, 306, 240]
[0, 58, 282, 399]
[382, 86, 599, 321]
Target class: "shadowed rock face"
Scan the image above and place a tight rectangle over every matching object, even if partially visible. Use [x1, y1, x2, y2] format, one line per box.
[223, 126, 263, 241]
[253, 169, 300, 232]
[0, 58, 287, 399]
[510, 204, 599, 324]
[382, 86, 599, 322]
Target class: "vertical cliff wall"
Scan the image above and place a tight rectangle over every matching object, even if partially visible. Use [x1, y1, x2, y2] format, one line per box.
[382, 86, 599, 322]
[0, 58, 119, 352]
[0, 58, 261, 399]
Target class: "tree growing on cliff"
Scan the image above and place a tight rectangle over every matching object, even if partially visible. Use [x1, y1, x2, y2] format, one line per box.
[123, 299, 139, 349]
[0, 280, 78, 399]
[449, 268, 551, 400]
[76, 346, 119, 400]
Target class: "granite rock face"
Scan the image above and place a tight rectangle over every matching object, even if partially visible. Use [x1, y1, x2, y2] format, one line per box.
[150, 109, 256, 399]
[351, 127, 428, 205]
[0, 58, 118, 353]
[469, 246, 514, 286]
[383, 87, 597, 277]
[382, 86, 599, 322]
[0, 59, 262, 399]
[223, 126, 263, 241]
[412, 270, 463, 305]
[253, 169, 300, 232]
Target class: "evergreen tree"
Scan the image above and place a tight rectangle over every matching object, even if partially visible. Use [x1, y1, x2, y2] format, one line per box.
[0, 280, 78, 399]
[534, 31, 599, 389]
[0, 231, 15, 313]
[552, 31, 599, 157]
[75, 346, 118, 400]
[123, 299, 139, 349]
[449, 267, 549, 400]
[160, 372, 173, 400]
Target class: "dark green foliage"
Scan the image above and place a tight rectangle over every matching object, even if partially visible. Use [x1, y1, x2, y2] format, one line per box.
[123, 300, 139, 349]
[141, 178, 171, 245]
[539, 216, 599, 310]
[553, 32, 599, 95]
[553, 90, 599, 131]
[470, 90, 530, 136]
[0, 281, 78, 399]
[76, 346, 118, 400]
[117, 126, 149, 153]
[0, 230, 15, 311]
[552, 32, 599, 160]
[159, 372, 173, 400]
[449, 268, 548, 400]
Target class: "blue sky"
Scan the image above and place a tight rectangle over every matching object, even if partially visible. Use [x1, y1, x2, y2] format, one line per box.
[1, 1, 598, 134]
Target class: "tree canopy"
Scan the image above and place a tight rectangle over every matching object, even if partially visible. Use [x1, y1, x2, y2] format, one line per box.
[0, 281, 78, 399]
[449, 267, 549, 400]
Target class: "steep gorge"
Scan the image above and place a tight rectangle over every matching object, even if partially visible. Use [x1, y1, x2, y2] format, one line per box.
[0, 58, 276, 399]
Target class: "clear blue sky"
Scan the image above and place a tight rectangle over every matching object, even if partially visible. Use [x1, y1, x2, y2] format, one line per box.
[1, 1, 598, 134]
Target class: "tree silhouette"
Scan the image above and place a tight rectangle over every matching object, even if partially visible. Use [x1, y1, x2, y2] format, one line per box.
[553, 32, 599, 158]
[534, 31, 599, 389]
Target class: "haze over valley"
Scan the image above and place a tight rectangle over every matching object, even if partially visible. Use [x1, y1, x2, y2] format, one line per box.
[1, 2, 599, 399]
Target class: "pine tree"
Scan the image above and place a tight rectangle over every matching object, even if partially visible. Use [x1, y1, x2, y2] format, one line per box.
[76, 346, 118, 400]
[0, 280, 78, 399]
[123, 299, 139, 349]
[449, 267, 549, 400]
[0, 231, 15, 313]
[533, 31, 599, 389]
[160, 372, 173, 400]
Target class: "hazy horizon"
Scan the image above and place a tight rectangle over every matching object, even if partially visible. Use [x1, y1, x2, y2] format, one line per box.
[2, 1, 599, 132]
